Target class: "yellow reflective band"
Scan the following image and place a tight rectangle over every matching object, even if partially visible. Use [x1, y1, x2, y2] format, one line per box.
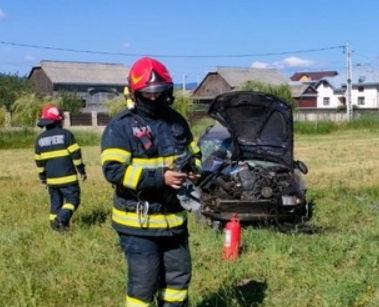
[195, 158, 202, 170]
[73, 158, 83, 166]
[40, 149, 69, 160]
[101, 148, 131, 165]
[125, 295, 151, 307]
[47, 174, 78, 185]
[37, 167, 45, 173]
[67, 143, 80, 153]
[132, 157, 164, 168]
[123, 165, 142, 190]
[49, 214, 57, 221]
[188, 141, 201, 154]
[112, 208, 187, 229]
[62, 203, 75, 211]
[131, 156, 176, 169]
[158, 287, 188, 302]
[164, 155, 176, 167]
[34, 154, 42, 161]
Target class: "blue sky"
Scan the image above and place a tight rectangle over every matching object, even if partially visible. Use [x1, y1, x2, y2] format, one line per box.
[1, 1, 379, 83]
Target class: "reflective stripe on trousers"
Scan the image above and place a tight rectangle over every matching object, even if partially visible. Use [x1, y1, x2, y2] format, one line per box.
[119, 232, 191, 307]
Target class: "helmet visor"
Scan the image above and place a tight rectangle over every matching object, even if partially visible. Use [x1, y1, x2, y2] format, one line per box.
[138, 83, 173, 94]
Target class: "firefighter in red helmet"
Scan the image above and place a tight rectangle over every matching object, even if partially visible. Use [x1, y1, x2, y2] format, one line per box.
[34, 105, 87, 232]
[101, 57, 202, 307]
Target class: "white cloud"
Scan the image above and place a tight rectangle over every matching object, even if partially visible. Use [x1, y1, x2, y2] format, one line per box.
[122, 42, 131, 49]
[251, 61, 272, 69]
[24, 55, 35, 61]
[281, 56, 315, 67]
[0, 8, 6, 20]
[251, 56, 316, 70]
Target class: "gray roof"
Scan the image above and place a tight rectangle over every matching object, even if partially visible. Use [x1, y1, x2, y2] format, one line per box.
[323, 64, 379, 89]
[216, 67, 289, 87]
[289, 81, 312, 97]
[31, 60, 129, 85]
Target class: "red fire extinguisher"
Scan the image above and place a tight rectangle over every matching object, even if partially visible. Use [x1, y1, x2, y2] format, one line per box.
[224, 214, 241, 260]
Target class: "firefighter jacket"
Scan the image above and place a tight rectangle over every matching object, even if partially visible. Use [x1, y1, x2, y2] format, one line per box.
[34, 126, 86, 187]
[101, 107, 202, 236]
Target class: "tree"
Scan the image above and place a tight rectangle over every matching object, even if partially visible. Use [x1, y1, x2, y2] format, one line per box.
[104, 95, 127, 117]
[172, 91, 191, 118]
[104, 91, 192, 119]
[11, 93, 44, 127]
[56, 90, 84, 113]
[0, 106, 7, 127]
[239, 81, 295, 108]
[0, 73, 36, 111]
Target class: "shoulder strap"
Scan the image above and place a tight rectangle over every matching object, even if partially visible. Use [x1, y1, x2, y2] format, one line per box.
[128, 112, 156, 155]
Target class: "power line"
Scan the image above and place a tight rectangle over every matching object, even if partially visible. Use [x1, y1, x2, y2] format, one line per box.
[0, 41, 345, 59]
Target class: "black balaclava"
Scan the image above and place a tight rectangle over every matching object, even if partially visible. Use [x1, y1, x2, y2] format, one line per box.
[135, 90, 174, 117]
[45, 122, 62, 130]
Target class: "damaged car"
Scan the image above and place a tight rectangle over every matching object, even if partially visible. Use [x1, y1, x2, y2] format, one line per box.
[196, 91, 311, 229]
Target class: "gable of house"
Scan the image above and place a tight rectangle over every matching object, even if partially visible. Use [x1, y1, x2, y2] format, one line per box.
[290, 81, 318, 108]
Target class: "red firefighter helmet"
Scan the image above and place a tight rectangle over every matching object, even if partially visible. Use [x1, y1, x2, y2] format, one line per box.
[128, 57, 173, 96]
[37, 104, 63, 127]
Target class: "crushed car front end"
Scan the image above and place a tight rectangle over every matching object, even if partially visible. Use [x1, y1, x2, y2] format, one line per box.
[197, 91, 310, 225]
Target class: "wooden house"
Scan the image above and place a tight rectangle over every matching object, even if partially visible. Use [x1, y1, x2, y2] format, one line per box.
[28, 60, 128, 112]
[191, 67, 289, 104]
[290, 82, 318, 108]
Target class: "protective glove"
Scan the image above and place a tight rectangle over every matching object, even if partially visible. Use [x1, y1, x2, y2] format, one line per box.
[177, 179, 202, 212]
[80, 173, 87, 182]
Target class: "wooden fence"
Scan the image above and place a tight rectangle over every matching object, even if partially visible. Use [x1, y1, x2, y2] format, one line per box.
[61, 110, 376, 127]
[4, 109, 379, 129]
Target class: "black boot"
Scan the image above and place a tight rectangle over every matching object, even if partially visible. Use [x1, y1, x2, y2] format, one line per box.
[50, 219, 69, 233]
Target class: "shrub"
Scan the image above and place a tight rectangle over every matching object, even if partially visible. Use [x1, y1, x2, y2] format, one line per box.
[104, 96, 127, 117]
[0, 128, 37, 149]
[56, 90, 84, 113]
[11, 93, 43, 127]
[172, 92, 191, 118]
[0, 106, 7, 127]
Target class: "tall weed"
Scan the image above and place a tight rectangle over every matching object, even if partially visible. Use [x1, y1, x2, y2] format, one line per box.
[294, 120, 337, 135]
[0, 129, 101, 149]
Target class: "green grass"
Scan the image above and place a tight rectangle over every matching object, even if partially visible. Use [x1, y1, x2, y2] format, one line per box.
[2, 131, 379, 306]
[0, 128, 101, 149]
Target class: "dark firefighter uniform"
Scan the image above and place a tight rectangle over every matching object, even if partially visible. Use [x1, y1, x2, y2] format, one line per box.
[34, 126, 86, 228]
[101, 107, 201, 307]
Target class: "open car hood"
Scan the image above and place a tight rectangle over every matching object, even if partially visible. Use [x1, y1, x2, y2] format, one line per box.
[207, 91, 294, 169]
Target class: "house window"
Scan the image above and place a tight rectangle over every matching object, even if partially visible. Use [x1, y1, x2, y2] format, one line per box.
[358, 86, 364, 92]
[358, 96, 365, 106]
[323, 97, 330, 106]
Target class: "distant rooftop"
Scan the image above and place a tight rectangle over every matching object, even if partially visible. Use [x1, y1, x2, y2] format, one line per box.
[290, 71, 338, 81]
[28, 60, 129, 85]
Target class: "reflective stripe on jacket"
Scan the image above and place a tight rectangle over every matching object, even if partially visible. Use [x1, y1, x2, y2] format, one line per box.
[34, 126, 85, 187]
[101, 107, 201, 236]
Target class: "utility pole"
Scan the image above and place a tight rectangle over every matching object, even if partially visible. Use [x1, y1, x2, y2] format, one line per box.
[182, 74, 186, 95]
[346, 41, 353, 121]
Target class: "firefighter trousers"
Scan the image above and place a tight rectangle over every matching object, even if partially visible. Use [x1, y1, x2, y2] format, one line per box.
[48, 184, 80, 226]
[119, 232, 192, 307]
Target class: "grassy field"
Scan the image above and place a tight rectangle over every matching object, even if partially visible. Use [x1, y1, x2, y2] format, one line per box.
[2, 129, 379, 307]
